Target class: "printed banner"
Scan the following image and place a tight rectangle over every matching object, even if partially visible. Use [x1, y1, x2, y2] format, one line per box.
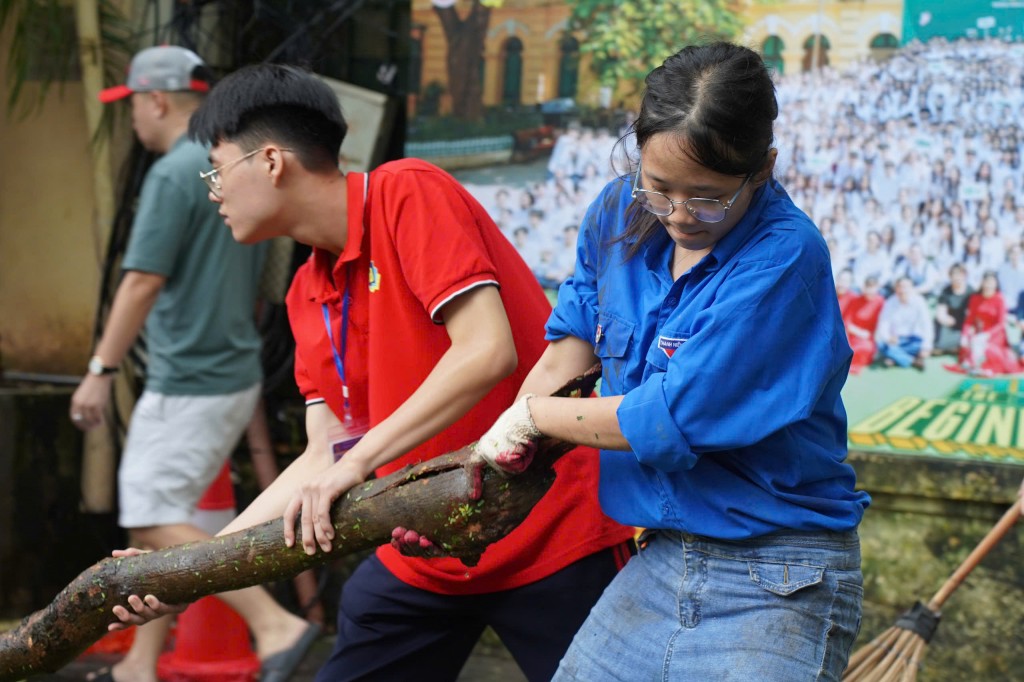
[403, 0, 1024, 465]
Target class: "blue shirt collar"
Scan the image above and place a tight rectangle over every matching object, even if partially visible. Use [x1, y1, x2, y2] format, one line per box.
[703, 180, 773, 272]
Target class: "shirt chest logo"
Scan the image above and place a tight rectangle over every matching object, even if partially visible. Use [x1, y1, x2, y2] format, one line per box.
[658, 336, 686, 358]
[368, 261, 380, 293]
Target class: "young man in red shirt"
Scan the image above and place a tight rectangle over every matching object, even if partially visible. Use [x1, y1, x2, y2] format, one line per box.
[112, 64, 631, 681]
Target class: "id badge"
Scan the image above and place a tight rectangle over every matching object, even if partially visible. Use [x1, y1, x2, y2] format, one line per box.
[327, 417, 368, 463]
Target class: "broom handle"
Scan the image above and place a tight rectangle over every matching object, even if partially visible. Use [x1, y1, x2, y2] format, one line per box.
[927, 498, 1021, 610]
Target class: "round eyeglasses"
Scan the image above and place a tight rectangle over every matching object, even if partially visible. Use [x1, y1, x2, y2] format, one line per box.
[199, 147, 293, 197]
[631, 163, 752, 223]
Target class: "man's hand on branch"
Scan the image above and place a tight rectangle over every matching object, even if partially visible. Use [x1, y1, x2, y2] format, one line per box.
[283, 458, 366, 555]
[107, 548, 188, 630]
[472, 394, 541, 474]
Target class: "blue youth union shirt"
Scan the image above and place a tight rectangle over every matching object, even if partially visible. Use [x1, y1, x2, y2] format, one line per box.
[547, 177, 870, 539]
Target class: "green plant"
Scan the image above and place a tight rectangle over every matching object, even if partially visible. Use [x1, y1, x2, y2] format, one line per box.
[0, 0, 132, 118]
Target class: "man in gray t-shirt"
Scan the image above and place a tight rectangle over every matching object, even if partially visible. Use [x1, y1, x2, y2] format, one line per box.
[69, 46, 317, 682]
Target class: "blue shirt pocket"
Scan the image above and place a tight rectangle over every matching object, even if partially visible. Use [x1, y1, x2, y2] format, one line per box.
[595, 312, 635, 392]
[645, 330, 690, 372]
[595, 311, 635, 359]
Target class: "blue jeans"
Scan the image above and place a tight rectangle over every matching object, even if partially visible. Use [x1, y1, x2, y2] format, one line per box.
[877, 335, 923, 367]
[553, 529, 863, 681]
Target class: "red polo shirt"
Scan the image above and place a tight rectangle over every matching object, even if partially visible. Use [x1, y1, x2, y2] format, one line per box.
[285, 159, 631, 594]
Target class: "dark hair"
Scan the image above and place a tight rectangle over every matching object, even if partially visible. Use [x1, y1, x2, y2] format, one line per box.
[982, 270, 1001, 290]
[189, 64, 346, 173]
[616, 42, 778, 258]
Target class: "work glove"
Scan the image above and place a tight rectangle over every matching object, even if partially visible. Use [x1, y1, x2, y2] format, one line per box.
[390, 527, 445, 558]
[473, 394, 541, 474]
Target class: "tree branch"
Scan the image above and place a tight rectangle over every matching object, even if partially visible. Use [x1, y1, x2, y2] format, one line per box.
[0, 364, 601, 681]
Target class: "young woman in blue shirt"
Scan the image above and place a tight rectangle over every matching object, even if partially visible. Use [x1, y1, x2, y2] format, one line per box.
[476, 42, 871, 681]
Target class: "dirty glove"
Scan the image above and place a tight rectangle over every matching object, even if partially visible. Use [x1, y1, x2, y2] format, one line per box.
[473, 394, 541, 474]
[390, 527, 445, 558]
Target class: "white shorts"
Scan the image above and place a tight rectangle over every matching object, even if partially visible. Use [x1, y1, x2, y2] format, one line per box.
[118, 382, 261, 528]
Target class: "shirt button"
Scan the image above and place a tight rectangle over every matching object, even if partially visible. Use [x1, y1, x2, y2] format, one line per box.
[665, 297, 678, 307]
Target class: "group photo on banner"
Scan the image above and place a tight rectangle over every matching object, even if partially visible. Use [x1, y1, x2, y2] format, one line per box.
[406, 0, 1024, 464]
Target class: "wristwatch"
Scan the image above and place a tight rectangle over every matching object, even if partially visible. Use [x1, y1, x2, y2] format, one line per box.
[87, 355, 119, 376]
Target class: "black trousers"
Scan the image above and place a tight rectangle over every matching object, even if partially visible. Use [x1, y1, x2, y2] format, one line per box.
[314, 542, 633, 682]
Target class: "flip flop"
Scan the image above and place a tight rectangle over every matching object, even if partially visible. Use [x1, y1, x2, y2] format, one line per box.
[260, 622, 323, 682]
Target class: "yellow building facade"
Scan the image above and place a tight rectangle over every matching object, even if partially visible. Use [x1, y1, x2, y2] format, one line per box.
[411, 0, 906, 116]
[412, 0, 598, 112]
[742, 0, 904, 76]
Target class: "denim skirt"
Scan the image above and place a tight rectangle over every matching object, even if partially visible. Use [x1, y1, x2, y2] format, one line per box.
[553, 528, 863, 681]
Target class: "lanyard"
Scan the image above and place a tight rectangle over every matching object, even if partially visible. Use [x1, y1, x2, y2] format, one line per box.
[321, 274, 352, 421]
[319, 173, 368, 423]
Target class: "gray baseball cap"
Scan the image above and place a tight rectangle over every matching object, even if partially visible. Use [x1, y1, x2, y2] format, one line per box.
[99, 45, 211, 103]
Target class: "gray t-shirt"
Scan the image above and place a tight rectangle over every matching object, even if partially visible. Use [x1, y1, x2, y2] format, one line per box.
[121, 136, 267, 395]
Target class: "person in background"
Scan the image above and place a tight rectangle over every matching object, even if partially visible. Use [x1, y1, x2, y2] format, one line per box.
[933, 263, 973, 356]
[69, 46, 317, 682]
[852, 230, 892, 293]
[997, 243, 1024, 317]
[956, 271, 1020, 376]
[835, 268, 856, 316]
[894, 241, 940, 299]
[844, 275, 885, 374]
[875, 276, 933, 370]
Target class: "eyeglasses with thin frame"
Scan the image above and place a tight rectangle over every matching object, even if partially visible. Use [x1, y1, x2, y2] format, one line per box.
[631, 163, 752, 223]
[200, 147, 293, 197]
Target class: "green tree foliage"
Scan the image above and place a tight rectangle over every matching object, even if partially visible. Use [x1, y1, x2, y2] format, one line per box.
[568, 0, 745, 88]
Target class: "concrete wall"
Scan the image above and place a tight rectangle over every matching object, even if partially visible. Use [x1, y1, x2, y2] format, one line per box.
[850, 451, 1023, 680]
[0, 0, 142, 376]
[0, 74, 106, 375]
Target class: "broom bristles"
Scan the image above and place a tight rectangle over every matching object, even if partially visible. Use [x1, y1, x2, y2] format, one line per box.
[845, 625, 900, 675]
[874, 629, 921, 681]
[901, 637, 927, 681]
[842, 626, 927, 682]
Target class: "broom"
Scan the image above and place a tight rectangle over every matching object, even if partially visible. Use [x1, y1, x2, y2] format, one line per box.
[843, 498, 1021, 682]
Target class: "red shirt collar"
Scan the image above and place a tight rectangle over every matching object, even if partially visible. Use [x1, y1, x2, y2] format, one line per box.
[309, 172, 367, 303]
[339, 171, 367, 265]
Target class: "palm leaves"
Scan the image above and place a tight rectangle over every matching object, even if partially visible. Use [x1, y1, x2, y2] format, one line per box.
[0, 0, 132, 118]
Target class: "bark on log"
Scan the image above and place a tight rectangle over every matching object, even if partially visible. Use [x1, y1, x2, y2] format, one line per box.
[0, 366, 601, 681]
